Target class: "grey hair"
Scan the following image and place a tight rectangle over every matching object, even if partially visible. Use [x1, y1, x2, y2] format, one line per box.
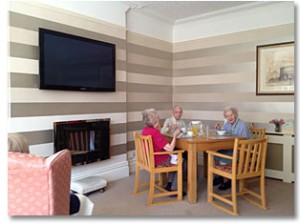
[8, 133, 30, 153]
[223, 106, 239, 118]
[172, 105, 183, 112]
[142, 108, 159, 127]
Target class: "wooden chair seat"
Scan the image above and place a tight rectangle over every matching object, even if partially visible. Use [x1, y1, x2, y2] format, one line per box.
[132, 132, 184, 206]
[207, 137, 268, 215]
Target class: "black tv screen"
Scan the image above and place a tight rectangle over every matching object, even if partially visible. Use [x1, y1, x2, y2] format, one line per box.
[39, 28, 116, 91]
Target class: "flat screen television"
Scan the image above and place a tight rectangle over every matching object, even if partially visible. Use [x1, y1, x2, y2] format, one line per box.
[39, 28, 116, 91]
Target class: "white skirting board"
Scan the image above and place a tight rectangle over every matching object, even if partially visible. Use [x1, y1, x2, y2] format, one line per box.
[71, 154, 130, 182]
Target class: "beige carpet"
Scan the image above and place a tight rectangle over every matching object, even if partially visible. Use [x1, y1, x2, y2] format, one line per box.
[87, 169, 295, 217]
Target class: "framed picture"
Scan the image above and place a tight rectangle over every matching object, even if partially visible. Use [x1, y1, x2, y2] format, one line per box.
[256, 42, 294, 95]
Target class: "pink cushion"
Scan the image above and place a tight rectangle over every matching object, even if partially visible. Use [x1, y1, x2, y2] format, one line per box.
[8, 150, 71, 216]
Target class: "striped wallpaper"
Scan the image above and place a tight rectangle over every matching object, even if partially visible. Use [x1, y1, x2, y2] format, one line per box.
[126, 31, 173, 151]
[172, 24, 294, 130]
[8, 2, 294, 173]
[9, 3, 128, 158]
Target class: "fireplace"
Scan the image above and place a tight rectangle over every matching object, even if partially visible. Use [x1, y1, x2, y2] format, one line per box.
[54, 118, 110, 165]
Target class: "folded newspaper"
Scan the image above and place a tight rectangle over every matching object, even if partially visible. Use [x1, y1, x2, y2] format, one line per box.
[170, 154, 178, 165]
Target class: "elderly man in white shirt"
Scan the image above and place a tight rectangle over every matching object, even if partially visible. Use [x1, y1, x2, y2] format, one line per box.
[161, 105, 186, 135]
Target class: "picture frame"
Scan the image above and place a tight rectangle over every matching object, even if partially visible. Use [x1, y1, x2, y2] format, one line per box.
[256, 42, 294, 95]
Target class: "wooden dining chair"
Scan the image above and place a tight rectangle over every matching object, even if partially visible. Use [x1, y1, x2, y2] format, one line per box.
[207, 137, 268, 215]
[247, 127, 267, 184]
[250, 127, 266, 139]
[132, 131, 184, 206]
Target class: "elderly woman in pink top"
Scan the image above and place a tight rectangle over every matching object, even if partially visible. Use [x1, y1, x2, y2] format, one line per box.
[141, 108, 185, 195]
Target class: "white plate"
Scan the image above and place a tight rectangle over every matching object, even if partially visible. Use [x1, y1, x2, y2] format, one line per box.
[177, 134, 193, 138]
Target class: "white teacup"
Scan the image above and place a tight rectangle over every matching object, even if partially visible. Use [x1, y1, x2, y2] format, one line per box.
[187, 131, 193, 137]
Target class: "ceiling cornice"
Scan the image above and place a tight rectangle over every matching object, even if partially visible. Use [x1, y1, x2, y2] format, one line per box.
[123, 1, 291, 26]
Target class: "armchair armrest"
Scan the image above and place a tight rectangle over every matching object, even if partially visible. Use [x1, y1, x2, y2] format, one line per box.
[154, 150, 184, 156]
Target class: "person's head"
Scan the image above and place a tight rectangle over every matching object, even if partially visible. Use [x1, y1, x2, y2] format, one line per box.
[142, 108, 160, 128]
[8, 133, 30, 153]
[172, 105, 183, 121]
[223, 107, 239, 124]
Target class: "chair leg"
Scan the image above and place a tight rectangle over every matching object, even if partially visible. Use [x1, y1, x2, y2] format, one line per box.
[207, 155, 213, 203]
[207, 170, 213, 203]
[231, 179, 238, 215]
[260, 176, 267, 209]
[177, 165, 183, 200]
[133, 166, 140, 194]
[147, 172, 156, 205]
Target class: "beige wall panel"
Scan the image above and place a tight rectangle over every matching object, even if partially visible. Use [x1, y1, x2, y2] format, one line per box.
[11, 102, 126, 117]
[176, 102, 294, 113]
[173, 62, 255, 77]
[117, 48, 126, 61]
[127, 93, 172, 103]
[10, 73, 39, 89]
[127, 43, 171, 60]
[127, 102, 173, 112]
[183, 110, 293, 124]
[173, 24, 294, 52]
[173, 83, 255, 93]
[173, 72, 254, 86]
[116, 70, 127, 82]
[127, 64, 172, 77]
[127, 72, 172, 86]
[127, 53, 172, 69]
[173, 42, 255, 60]
[10, 27, 38, 45]
[173, 52, 255, 69]
[127, 83, 172, 93]
[10, 43, 38, 59]
[240, 112, 294, 124]
[10, 72, 126, 90]
[173, 92, 293, 103]
[10, 57, 38, 74]
[10, 88, 126, 103]
[127, 31, 172, 52]
[127, 110, 170, 123]
[10, 1, 126, 39]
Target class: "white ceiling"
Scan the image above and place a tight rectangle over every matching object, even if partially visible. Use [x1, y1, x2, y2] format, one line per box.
[122, 1, 277, 24]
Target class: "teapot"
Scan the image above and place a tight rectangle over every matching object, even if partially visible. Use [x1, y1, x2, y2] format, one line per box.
[188, 121, 203, 136]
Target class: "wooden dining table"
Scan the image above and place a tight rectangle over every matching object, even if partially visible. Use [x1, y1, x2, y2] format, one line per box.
[164, 132, 245, 204]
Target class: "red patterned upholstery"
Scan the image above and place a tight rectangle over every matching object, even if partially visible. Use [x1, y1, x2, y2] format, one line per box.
[8, 150, 71, 216]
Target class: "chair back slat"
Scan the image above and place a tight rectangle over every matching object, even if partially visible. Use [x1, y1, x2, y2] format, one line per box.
[134, 132, 155, 170]
[236, 137, 268, 176]
[250, 127, 266, 139]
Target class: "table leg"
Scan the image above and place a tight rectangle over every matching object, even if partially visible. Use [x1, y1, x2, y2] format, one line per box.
[187, 144, 197, 204]
[203, 151, 207, 178]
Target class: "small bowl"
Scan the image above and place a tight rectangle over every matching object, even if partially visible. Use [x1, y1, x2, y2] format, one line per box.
[216, 130, 226, 135]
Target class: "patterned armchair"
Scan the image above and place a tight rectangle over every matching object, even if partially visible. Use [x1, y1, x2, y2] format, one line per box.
[8, 150, 71, 216]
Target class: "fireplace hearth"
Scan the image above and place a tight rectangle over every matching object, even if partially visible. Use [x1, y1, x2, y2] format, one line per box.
[54, 119, 110, 165]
